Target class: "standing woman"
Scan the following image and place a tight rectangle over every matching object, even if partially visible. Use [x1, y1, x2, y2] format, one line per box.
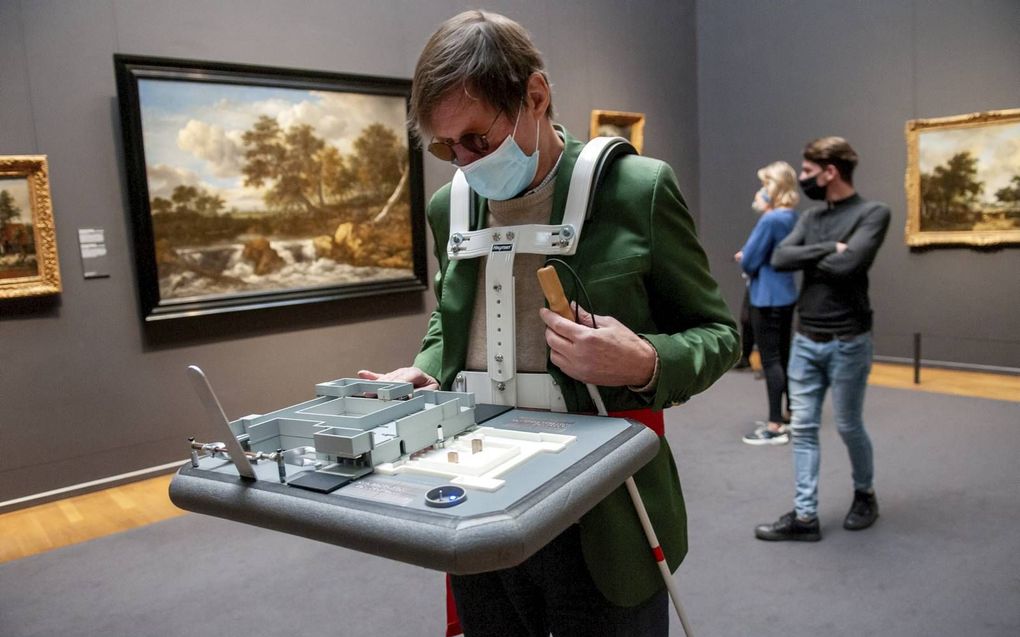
[736, 161, 799, 445]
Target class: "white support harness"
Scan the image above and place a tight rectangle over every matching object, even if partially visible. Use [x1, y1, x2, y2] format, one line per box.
[446, 136, 635, 410]
[448, 137, 696, 635]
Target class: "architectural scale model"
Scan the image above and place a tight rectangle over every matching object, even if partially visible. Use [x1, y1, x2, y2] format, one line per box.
[190, 372, 574, 493]
[171, 365, 660, 574]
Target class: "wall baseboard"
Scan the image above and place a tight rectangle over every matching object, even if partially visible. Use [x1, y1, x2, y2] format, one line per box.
[0, 460, 185, 514]
[874, 355, 1020, 376]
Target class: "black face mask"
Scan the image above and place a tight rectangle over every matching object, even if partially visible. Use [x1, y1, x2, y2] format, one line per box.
[799, 175, 828, 201]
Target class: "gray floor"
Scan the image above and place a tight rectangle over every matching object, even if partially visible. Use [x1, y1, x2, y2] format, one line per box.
[675, 372, 1020, 636]
[1, 371, 1018, 636]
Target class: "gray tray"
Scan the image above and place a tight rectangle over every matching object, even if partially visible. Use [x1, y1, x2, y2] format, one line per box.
[170, 408, 659, 574]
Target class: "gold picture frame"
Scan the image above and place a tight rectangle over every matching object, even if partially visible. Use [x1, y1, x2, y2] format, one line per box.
[905, 108, 1020, 247]
[590, 109, 645, 154]
[0, 155, 61, 298]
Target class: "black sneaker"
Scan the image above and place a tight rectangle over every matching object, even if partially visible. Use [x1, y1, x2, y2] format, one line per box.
[755, 511, 821, 541]
[742, 424, 790, 446]
[844, 490, 879, 530]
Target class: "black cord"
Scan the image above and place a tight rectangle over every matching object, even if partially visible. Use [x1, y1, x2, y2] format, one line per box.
[545, 258, 597, 329]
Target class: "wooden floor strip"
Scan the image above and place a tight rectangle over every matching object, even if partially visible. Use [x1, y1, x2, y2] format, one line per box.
[0, 474, 184, 564]
[869, 362, 1020, 402]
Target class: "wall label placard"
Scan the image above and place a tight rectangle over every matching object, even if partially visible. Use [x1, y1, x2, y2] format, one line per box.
[77, 228, 110, 279]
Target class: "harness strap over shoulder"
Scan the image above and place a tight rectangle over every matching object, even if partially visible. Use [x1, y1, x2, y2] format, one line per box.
[446, 136, 636, 408]
[447, 136, 636, 260]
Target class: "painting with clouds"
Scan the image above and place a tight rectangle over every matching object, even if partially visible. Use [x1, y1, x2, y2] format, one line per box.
[115, 56, 426, 320]
[906, 109, 1020, 247]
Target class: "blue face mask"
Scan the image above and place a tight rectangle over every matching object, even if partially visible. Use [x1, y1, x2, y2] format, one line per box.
[752, 187, 771, 212]
[459, 108, 540, 201]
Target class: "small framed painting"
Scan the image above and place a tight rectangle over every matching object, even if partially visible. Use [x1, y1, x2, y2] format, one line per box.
[905, 108, 1020, 247]
[590, 109, 646, 154]
[0, 155, 61, 299]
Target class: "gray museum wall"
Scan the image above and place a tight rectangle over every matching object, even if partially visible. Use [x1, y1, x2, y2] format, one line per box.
[0, 0, 699, 504]
[696, 0, 1020, 370]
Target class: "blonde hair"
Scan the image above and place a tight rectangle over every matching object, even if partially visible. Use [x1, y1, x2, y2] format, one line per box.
[757, 161, 799, 209]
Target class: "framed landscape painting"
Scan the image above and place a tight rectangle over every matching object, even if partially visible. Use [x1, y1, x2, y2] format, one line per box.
[905, 108, 1020, 247]
[0, 155, 61, 299]
[114, 55, 426, 321]
[589, 110, 645, 154]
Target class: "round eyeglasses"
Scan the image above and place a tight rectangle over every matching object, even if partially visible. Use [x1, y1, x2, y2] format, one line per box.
[427, 111, 502, 163]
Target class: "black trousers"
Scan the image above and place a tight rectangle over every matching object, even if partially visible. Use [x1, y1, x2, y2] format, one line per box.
[450, 525, 669, 637]
[740, 288, 755, 360]
[749, 304, 794, 423]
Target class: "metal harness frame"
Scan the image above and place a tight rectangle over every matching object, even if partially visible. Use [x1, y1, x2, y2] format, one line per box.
[446, 136, 635, 408]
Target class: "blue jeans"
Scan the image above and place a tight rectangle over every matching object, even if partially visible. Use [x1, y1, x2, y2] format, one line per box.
[787, 332, 874, 519]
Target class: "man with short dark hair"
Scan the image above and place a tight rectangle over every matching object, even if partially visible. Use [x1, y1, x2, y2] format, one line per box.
[756, 136, 890, 542]
[359, 9, 738, 635]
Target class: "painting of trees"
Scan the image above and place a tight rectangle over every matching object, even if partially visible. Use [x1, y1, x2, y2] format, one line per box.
[142, 85, 415, 260]
[995, 175, 1020, 204]
[0, 156, 60, 297]
[919, 152, 984, 230]
[115, 55, 425, 318]
[239, 116, 407, 219]
[0, 189, 21, 227]
[243, 118, 329, 215]
[350, 123, 407, 206]
[0, 183, 36, 272]
[906, 109, 1020, 246]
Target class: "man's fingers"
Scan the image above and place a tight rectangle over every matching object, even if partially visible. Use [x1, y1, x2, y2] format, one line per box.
[569, 302, 599, 328]
[358, 368, 408, 383]
[570, 301, 611, 329]
[545, 325, 574, 354]
[548, 348, 568, 372]
[358, 367, 439, 390]
[539, 307, 586, 339]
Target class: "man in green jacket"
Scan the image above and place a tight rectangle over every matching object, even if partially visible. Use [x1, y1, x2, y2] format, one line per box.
[359, 10, 737, 636]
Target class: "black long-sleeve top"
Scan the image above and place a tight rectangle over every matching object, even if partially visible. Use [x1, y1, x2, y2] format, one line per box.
[771, 193, 891, 335]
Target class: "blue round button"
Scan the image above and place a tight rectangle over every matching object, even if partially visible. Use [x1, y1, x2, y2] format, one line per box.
[425, 485, 467, 508]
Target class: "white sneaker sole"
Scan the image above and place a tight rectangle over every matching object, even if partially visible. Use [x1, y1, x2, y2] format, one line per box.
[742, 435, 790, 446]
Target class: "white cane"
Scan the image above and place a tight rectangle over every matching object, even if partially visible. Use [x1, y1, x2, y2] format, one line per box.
[538, 267, 694, 637]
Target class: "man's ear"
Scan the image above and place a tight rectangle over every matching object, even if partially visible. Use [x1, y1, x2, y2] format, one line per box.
[823, 163, 840, 183]
[525, 72, 550, 116]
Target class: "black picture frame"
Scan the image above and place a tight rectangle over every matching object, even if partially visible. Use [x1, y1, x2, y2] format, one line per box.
[114, 54, 427, 321]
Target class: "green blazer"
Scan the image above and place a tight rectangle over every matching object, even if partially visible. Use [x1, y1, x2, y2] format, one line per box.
[413, 128, 738, 606]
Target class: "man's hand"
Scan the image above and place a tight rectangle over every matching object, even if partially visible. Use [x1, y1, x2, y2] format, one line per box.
[734, 250, 743, 263]
[357, 366, 439, 390]
[836, 242, 848, 254]
[540, 304, 657, 387]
